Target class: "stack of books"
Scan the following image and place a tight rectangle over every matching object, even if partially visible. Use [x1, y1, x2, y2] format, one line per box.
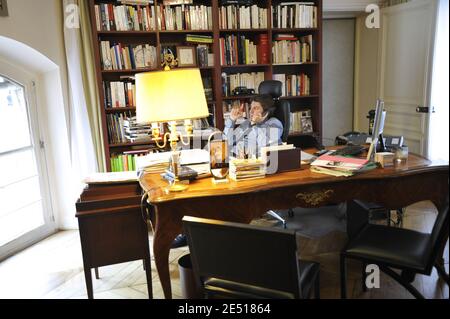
[100, 41, 157, 70]
[94, 2, 156, 32]
[310, 154, 373, 177]
[123, 117, 154, 143]
[229, 158, 266, 181]
[272, 3, 318, 29]
[272, 35, 314, 64]
[272, 73, 311, 97]
[158, 4, 212, 31]
[103, 80, 136, 108]
[219, 4, 268, 29]
[222, 72, 264, 97]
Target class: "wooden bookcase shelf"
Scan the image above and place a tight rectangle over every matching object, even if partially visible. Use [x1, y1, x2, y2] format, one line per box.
[89, 0, 322, 171]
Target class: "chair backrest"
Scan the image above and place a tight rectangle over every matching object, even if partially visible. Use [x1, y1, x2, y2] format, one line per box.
[258, 80, 291, 142]
[182, 216, 301, 298]
[426, 198, 449, 272]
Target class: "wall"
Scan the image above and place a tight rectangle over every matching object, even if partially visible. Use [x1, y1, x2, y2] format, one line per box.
[322, 19, 356, 145]
[0, 0, 75, 229]
[353, 15, 380, 133]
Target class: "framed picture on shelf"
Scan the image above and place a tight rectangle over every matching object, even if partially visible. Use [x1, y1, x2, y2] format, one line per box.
[177, 46, 197, 67]
[301, 116, 313, 133]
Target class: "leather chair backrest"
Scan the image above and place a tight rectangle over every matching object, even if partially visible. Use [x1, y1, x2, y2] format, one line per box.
[426, 197, 449, 272]
[182, 216, 301, 298]
[258, 80, 291, 143]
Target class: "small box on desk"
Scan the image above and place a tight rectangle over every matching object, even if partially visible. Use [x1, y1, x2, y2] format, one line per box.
[375, 152, 395, 168]
[261, 144, 301, 175]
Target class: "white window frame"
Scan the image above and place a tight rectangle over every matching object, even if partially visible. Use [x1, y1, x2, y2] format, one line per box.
[0, 59, 57, 261]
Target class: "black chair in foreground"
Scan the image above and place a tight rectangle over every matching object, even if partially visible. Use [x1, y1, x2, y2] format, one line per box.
[182, 216, 320, 299]
[340, 200, 449, 299]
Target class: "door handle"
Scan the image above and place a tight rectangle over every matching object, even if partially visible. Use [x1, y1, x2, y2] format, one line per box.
[416, 106, 435, 113]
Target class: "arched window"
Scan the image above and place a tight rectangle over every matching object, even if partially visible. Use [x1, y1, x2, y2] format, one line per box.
[0, 69, 55, 260]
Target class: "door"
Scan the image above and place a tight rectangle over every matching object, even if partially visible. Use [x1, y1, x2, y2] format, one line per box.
[0, 73, 55, 260]
[378, 0, 438, 155]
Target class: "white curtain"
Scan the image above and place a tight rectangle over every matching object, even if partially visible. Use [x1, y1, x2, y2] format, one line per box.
[428, 0, 449, 161]
[63, 0, 99, 194]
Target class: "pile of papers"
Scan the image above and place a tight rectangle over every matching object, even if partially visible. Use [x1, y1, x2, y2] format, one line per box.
[83, 171, 138, 184]
[135, 149, 210, 174]
[229, 158, 266, 181]
[310, 154, 372, 177]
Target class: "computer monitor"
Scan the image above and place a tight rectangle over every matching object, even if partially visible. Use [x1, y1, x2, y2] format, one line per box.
[367, 99, 387, 161]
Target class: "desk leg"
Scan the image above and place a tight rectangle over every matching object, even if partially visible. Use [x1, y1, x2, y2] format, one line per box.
[153, 217, 180, 299]
[84, 267, 94, 299]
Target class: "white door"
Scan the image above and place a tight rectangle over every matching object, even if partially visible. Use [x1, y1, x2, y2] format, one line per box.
[378, 0, 438, 155]
[0, 72, 56, 261]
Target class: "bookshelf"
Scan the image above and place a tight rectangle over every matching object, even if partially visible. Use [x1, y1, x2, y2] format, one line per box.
[88, 0, 322, 171]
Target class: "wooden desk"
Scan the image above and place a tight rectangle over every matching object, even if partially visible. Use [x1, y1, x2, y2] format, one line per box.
[140, 154, 449, 299]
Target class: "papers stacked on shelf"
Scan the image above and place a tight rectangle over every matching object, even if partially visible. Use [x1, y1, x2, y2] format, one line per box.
[83, 171, 139, 184]
[229, 157, 266, 181]
[310, 154, 371, 177]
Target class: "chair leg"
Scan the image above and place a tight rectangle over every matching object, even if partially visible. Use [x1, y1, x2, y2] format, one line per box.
[361, 262, 367, 292]
[314, 271, 320, 299]
[267, 210, 287, 229]
[94, 267, 100, 280]
[144, 258, 153, 299]
[340, 254, 347, 299]
[288, 208, 294, 218]
[380, 266, 425, 299]
[435, 262, 450, 285]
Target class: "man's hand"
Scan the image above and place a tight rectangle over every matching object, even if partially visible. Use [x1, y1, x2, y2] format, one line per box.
[230, 104, 244, 121]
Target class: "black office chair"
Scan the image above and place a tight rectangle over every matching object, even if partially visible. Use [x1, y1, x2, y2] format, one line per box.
[258, 80, 294, 227]
[340, 199, 449, 299]
[182, 216, 320, 299]
[258, 80, 290, 143]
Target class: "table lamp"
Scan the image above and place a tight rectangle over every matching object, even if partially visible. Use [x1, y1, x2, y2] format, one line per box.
[136, 68, 209, 192]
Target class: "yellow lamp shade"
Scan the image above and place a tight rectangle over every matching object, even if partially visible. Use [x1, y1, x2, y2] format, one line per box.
[136, 68, 209, 123]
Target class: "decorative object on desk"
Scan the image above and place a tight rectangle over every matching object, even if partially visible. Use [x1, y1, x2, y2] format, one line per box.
[177, 46, 197, 67]
[208, 131, 229, 183]
[375, 152, 395, 168]
[136, 68, 209, 191]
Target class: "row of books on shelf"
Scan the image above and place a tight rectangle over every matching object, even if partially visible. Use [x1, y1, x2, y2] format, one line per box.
[94, 3, 156, 32]
[94, 2, 317, 32]
[159, 4, 212, 30]
[222, 72, 265, 97]
[107, 114, 156, 144]
[272, 3, 318, 29]
[103, 80, 136, 108]
[218, 5, 268, 30]
[272, 73, 311, 97]
[290, 109, 313, 134]
[272, 34, 314, 64]
[219, 35, 260, 66]
[110, 152, 142, 172]
[100, 42, 157, 70]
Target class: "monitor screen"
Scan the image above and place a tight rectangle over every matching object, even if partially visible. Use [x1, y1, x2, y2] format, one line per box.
[367, 99, 387, 160]
[372, 99, 386, 141]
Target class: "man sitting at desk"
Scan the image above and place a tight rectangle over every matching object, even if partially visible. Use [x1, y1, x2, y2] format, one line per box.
[171, 95, 284, 249]
[224, 94, 284, 158]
